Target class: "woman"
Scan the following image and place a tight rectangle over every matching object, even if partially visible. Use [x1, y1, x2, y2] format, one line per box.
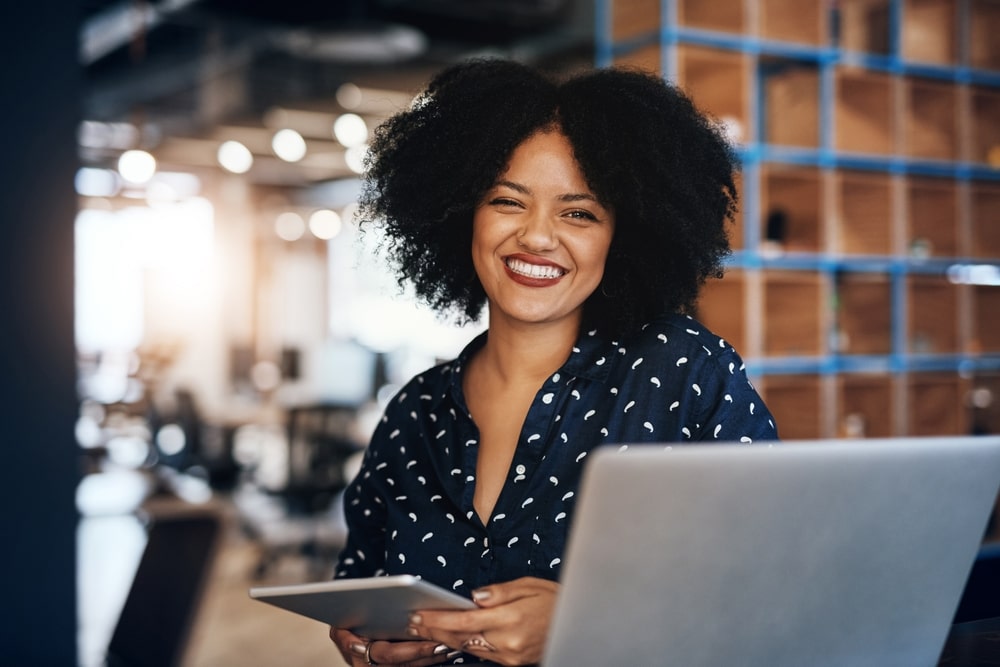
[329, 58, 778, 666]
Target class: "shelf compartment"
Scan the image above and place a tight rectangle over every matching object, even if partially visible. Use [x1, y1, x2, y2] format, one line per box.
[761, 374, 824, 439]
[836, 170, 893, 255]
[835, 273, 892, 355]
[971, 182, 1000, 259]
[837, 373, 894, 437]
[903, 77, 959, 161]
[835, 68, 894, 155]
[695, 270, 746, 354]
[837, 0, 891, 56]
[902, 0, 958, 66]
[907, 275, 959, 354]
[762, 60, 820, 149]
[759, 0, 827, 45]
[971, 0, 1000, 71]
[970, 372, 1000, 435]
[906, 177, 960, 258]
[763, 270, 825, 356]
[970, 87, 1000, 166]
[677, 45, 750, 144]
[973, 286, 1000, 353]
[611, 0, 660, 41]
[906, 372, 966, 435]
[678, 0, 745, 33]
[761, 165, 824, 253]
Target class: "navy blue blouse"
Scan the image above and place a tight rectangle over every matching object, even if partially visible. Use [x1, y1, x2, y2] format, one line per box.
[335, 314, 778, 597]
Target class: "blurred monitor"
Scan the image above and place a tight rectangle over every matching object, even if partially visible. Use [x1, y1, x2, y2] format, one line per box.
[312, 339, 376, 405]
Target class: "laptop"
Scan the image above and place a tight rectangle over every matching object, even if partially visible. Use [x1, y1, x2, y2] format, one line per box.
[543, 436, 1000, 667]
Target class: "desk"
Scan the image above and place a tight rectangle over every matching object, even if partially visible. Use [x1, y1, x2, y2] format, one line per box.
[939, 616, 1000, 665]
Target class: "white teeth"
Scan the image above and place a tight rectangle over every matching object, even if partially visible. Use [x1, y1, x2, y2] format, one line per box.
[506, 258, 565, 279]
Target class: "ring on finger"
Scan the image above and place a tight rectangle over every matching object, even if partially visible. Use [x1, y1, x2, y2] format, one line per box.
[365, 640, 379, 665]
[461, 633, 497, 652]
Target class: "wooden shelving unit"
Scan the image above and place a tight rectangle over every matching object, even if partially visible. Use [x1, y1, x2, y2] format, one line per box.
[598, 0, 1000, 437]
[837, 374, 895, 438]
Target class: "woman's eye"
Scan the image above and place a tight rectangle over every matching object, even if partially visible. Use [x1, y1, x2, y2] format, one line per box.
[490, 198, 521, 208]
[566, 209, 598, 221]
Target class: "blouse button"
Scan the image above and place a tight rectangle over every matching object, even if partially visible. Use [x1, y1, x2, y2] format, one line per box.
[515, 464, 526, 475]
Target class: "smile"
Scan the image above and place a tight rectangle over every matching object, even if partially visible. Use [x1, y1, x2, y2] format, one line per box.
[505, 257, 567, 280]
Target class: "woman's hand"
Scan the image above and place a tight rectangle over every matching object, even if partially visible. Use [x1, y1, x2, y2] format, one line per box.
[329, 626, 459, 667]
[406, 577, 559, 666]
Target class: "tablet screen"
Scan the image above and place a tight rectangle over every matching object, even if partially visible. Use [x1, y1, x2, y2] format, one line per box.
[249, 575, 476, 639]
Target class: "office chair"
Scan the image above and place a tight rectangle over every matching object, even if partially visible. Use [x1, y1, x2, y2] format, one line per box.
[104, 510, 221, 667]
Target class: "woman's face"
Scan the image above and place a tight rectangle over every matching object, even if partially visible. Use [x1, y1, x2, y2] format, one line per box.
[472, 129, 615, 331]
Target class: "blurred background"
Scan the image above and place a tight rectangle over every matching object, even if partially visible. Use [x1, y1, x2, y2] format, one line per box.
[73, 1, 593, 665]
[3, 1, 999, 665]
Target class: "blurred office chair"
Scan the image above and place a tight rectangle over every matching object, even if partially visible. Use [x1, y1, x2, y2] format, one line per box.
[104, 509, 221, 667]
[236, 403, 362, 579]
[148, 388, 241, 490]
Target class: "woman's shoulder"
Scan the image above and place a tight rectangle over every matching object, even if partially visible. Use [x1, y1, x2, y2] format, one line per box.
[384, 358, 459, 408]
[620, 313, 738, 359]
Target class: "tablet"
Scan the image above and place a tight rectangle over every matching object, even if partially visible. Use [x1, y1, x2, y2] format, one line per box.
[248, 575, 476, 639]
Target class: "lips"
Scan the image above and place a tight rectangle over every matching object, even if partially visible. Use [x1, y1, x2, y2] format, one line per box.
[503, 255, 567, 286]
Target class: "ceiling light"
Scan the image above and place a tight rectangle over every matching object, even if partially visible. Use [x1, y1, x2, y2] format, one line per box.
[309, 209, 342, 240]
[336, 83, 363, 110]
[217, 140, 254, 174]
[333, 113, 368, 148]
[272, 129, 307, 162]
[118, 149, 156, 184]
[275, 211, 305, 241]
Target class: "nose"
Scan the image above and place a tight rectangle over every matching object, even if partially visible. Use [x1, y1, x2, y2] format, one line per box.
[517, 211, 558, 251]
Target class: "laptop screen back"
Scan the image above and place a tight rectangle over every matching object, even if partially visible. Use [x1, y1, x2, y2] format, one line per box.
[543, 437, 1000, 667]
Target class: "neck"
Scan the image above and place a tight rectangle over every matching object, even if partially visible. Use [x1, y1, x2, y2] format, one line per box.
[477, 311, 580, 386]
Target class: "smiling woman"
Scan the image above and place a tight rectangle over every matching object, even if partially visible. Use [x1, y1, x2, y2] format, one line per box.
[471, 130, 615, 332]
[326, 58, 780, 667]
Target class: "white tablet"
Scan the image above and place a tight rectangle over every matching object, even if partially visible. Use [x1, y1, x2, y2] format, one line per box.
[249, 575, 476, 639]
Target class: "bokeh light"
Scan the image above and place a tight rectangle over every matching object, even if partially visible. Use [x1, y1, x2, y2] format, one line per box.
[272, 128, 307, 162]
[274, 211, 306, 241]
[333, 113, 368, 148]
[117, 149, 156, 184]
[309, 209, 343, 240]
[218, 140, 254, 173]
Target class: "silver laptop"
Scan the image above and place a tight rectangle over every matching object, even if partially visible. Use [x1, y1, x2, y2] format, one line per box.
[543, 436, 1000, 667]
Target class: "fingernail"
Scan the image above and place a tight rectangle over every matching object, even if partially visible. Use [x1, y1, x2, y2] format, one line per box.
[409, 613, 422, 624]
[406, 626, 421, 637]
[433, 644, 451, 655]
[446, 650, 462, 659]
[350, 642, 367, 655]
[472, 589, 491, 602]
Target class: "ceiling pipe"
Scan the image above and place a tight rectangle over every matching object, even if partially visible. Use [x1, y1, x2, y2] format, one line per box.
[80, 0, 205, 65]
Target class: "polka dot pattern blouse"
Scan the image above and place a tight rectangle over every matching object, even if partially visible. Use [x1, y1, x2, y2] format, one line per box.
[335, 314, 778, 597]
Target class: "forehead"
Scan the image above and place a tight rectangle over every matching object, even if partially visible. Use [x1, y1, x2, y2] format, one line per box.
[499, 130, 589, 188]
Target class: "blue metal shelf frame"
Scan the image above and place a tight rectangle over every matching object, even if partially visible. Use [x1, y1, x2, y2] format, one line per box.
[594, 0, 1000, 388]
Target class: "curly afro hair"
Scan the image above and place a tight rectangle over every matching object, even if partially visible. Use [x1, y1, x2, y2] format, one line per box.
[357, 57, 738, 338]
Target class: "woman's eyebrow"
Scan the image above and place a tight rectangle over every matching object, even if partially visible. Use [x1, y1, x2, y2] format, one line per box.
[494, 179, 531, 195]
[495, 180, 600, 204]
[558, 192, 600, 203]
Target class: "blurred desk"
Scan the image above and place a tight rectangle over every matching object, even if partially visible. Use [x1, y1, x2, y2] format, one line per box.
[77, 477, 223, 667]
